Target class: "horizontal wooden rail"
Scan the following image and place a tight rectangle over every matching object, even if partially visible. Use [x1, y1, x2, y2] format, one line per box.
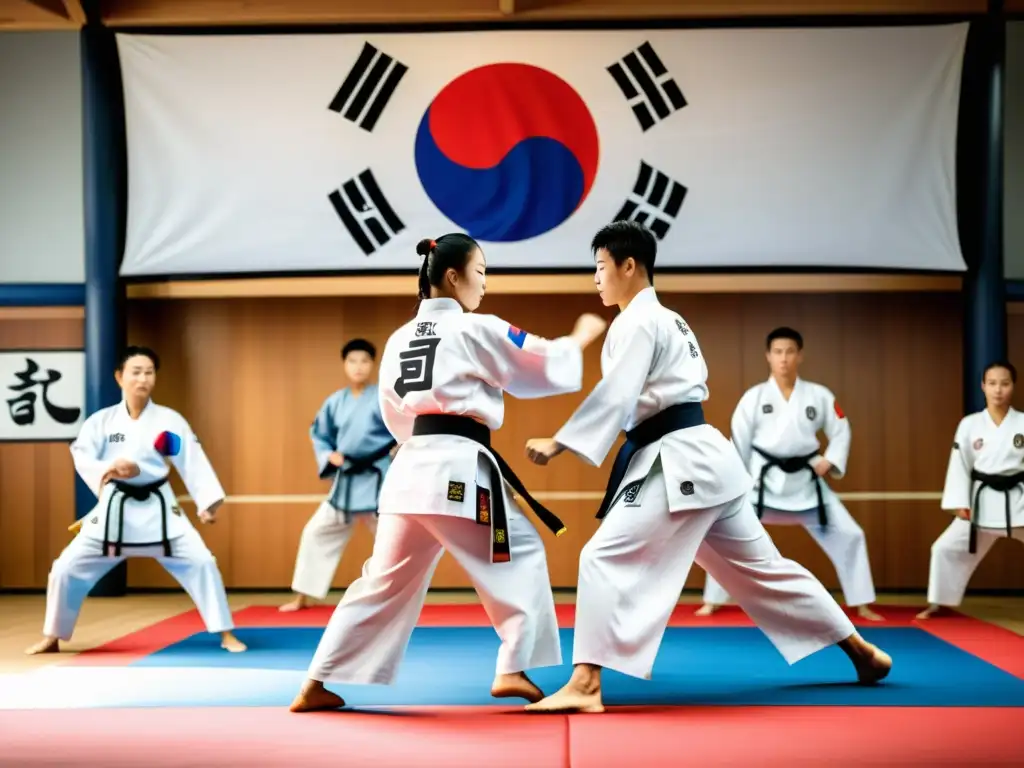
[126, 273, 962, 300]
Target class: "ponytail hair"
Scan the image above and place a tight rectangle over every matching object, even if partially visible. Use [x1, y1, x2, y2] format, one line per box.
[415, 233, 480, 301]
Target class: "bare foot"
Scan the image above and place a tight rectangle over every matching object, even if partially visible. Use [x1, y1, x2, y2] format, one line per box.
[695, 603, 720, 617]
[290, 680, 346, 713]
[25, 636, 60, 655]
[839, 633, 892, 686]
[915, 605, 944, 620]
[525, 664, 605, 714]
[220, 632, 247, 653]
[279, 595, 311, 613]
[856, 605, 885, 622]
[491, 672, 544, 703]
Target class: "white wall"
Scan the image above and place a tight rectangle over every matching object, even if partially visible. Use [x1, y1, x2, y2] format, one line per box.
[1005, 22, 1024, 280]
[0, 31, 84, 284]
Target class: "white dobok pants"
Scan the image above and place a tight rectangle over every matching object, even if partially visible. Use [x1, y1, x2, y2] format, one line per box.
[43, 526, 234, 641]
[702, 499, 876, 608]
[306, 499, 561, 686]
[573, 462, 856, 679]
[926, 518, 1024, 606]
[291, 501, 379, 600]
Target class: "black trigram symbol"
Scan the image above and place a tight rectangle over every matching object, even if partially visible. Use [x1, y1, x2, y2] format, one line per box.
[328, 170, 405, 256]
[328, 42, 408, 133]
[607, 42, 686, 132]
[613, 161, 687, 240]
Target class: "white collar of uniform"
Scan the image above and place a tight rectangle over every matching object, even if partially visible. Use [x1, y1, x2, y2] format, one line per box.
[620, 285, 659, 315]
[417, 297, 462, 316]
[121, 398, 154, 418]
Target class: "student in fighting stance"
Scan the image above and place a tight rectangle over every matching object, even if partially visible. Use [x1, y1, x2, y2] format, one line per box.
[290, 233, 607, 712]
[26, 346, 245, 656]
[524, 221, 891, 714]
[698, 327, 882, 621]
[280, 339, 396, 612]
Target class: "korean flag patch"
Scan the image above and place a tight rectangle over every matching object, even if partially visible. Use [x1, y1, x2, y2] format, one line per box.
[507, 325, 527, 349]
[154, 431, 182, 457]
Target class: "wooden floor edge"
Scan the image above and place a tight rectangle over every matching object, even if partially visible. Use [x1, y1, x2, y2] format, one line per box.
[126, 274, 963, 299]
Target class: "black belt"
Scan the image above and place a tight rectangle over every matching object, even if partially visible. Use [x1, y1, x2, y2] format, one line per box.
[328, 441, 397, 522]
[752, 447, 827, 528]
[968, 469, 1024, 554]
[412, 414, 565, 563]
[102, 478, 171, 557]
[595, 402, 706, 520]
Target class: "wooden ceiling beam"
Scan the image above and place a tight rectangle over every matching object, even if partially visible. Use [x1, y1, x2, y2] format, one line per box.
[97, 0, 988, 28]
[61, 0, 86, 24]
[0, 0, 78, 29]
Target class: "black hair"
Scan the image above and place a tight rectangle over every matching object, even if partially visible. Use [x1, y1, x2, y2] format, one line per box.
[590, 219, 658, 282]
[416, 233, 481, 301]
[983, 360, 1017, 383]
[342, 338, 376, 360]
[117, 345, 160, 372]
[766, 327, 803, 350]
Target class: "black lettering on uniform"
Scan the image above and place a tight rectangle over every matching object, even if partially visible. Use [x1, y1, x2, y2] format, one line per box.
[394, 338, 440, 397]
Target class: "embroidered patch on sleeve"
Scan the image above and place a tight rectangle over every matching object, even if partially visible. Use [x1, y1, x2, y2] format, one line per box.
[834, 401, 845, 419]
[507, 325, 527, 348]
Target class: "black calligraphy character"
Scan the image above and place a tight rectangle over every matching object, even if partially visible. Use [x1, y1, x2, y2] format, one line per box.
[394, 338, 441, 397]
[6, 358, 81, 426]
[415, 322, 437, 338]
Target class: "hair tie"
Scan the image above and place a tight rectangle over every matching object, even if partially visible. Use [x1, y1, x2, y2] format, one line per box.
[430, 240, 436, 249]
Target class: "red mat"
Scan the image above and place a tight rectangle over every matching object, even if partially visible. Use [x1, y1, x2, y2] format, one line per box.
[66, 603, 1024, 680]
[1, 705, 1022, 767]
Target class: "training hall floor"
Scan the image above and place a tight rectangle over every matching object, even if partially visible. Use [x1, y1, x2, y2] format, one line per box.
[1, 591, 1023, 767]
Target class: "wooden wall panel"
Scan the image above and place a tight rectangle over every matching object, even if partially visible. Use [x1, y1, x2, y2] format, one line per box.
[119, 290, 1000, 594]
[0, 308, 83, 590]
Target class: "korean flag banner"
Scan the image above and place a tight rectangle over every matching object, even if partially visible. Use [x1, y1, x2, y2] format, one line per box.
[116, 24, 967, 277]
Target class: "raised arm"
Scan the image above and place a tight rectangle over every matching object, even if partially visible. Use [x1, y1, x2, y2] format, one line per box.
[310, 394, 340, 479]
[69, 414, 110, 497]
[468, 314, 592, 400]
[166, 418, 225, 514]
[940, 418, 974, 513]
[820, 389, 851, 478]
[549, 323, 656, 467]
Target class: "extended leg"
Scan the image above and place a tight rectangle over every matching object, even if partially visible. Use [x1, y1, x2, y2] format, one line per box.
[283, 502, 358, 611]
[157, 526, 245, 652]
[291, 513, 443, 712]
[27, 535, 122, 654]
[696, 500, 890, 683]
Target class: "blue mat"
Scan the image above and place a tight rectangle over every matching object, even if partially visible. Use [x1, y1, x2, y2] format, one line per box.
[129, 627, 1024, 708]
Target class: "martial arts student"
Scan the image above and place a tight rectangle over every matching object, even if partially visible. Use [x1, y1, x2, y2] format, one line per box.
[289, 233, 608, 713]
[698, 327, 882, 621]
[280, 339, 396, 612]
[917, 361, 1024, 619]
[25, 346, 245, 655]
[523, 220, 891, 714]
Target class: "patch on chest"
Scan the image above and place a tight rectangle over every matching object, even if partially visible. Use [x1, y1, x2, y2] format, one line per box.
[680, 481, 695, 496]
[172, 505, 182, 516]
[973, 438, 984, 451]
[1015, 434, 1024, 450]
[447, 481, 465, 503]
[805, 406, 817, 420]
[762, 404, 773, 415]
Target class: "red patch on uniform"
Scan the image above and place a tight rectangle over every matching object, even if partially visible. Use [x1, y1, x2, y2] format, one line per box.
[833, 401, 845, 419]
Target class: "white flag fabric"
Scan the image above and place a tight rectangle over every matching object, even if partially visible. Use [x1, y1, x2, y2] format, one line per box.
[116, 25, 968, 277]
